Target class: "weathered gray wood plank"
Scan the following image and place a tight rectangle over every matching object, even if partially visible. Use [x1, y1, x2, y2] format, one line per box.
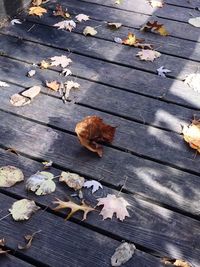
[0, 255, 35, 267]
[0, 108, 200, 216]
[0, 155, 200, 267]
[78, 0, 200, 23]
[1, 33, 200, 112]
[166, 0, 200, 8]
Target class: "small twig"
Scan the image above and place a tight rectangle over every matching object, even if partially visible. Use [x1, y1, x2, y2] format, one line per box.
[27, 24, 35, 32]
[117, 176, 128, 197]
[0, 213, 11, 221]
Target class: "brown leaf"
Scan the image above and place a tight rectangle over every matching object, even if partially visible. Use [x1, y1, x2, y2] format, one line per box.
[59, 171, 85, 190]
[53, 4, 70, 19]
[162, 257, 192, 267]
[18, 230, 41, 250]
[183, 119, 200, 153]
[75, 116, 116, 157]
[107, 22, 122, 29]
[122, 33, 153, 49]
[140, 20, 169, 36]
[46, 80, 60, 91]
[53, 198, 95, 220]
[0, 238, 10, 254]
[6, 147, 19, 156]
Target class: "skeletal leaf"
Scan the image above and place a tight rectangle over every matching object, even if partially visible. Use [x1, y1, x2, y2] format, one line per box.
[0, 81, 9, 87]
[136, 49, 161, 61]
[0, 166, 24, 188]
[147, 0, 164, 8]
[157, 66, 171, 77]
[60, 171, 85, 190]
[83, 180, 103, 193]
[83, 26, 97, 36]
[97, 194, 130, 221]
[107, 22, 122, 29]
[11, 19, 22, 25]
[39, 60, 50, 69]
[162, 257, 192, 267]
[111, 242, 136, 266]
[75, 14, 90, 22]
[27, 70, 36, 77]
[184, 73, 200, 92]
[53, 198, 95, 220]
[50, 55, 72, 68]
[53, 4, 70, 18]
[75, 116, 116, 157]
[183, 120, 200, 153]
[26, 171, 56, 195]
[46, 80, 60, 91]
[21, 86, 41, 99]
[10, 94, 31, 106]
[29, 6, 47, 17]
[188, 17, 200, 28]
[114, 37, 123, 44]
[54, 20, 76, 31]
[18, 230, 41, 250]
[9, 199, 40, 221]
[61, 68, 72, 77]
[141, 20, 169, 36]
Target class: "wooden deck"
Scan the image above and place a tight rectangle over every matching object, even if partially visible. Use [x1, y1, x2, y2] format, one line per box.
[0, 0, 200, 266]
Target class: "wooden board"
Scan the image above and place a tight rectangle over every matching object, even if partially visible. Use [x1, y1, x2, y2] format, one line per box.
[0, 0, 31, 19]
[0, 255, 35, 267]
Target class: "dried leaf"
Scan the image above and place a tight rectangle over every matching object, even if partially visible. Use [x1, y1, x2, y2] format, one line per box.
[115, 0, 123, 4]
[53, 4, 70, 18]
[184, 73, 200, 92]
[83, 180, 103, 193]
[97, 194, 130, 221]
[136, 49, 161, 61]
[53, 198, 95, 220]
[26, 171, 56, 195]
[75, 116, 116, 157]
[147, 0, 164, 8]
[83, 26, 97, 36]
[122, 33, 153, 49]
[9, 199, 40, 221]
[50, 55, 72, 68]
[0, 166, 24, 188]
[6, 147, 19, 156]
[39, 60, 50, 69]
[0, 81, 9, 87]
[42, 160, 53, 169]
[111, 242, 136, 266]
[162, 257, 192, 267]
[188, 17, 200, 27]
[141, 20, 169, 36]
[157, 66, 171, 77]
[29, 6, 47, 17]
[21, 86, 41, 99]
[54, 20, 76, 31]
[27, 70, 36, 77]
[183, 119, 200, 153]
[114, 37, 123, 44]
[107, 22, 122, 29]
[0, 238, 10, 254]
[61, 68, 72, 77]
[46, 80, 60, 91]
[31, 0, 42, 6]
[10, 94, 31, 107]
[18, 230, 41, 250]
[75, 14, 90, 22]
[0, 239, 5, 246]
[11, 19, 22, 25]
[60, 171, 85, 190]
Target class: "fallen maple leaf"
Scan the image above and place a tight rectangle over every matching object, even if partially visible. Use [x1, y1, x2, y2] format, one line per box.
[141, 20, 169, 36]
[53, 198, 95, 220]
[162, 257, 192, 267]
[29, 6, 47, 17]
[26, 171, 56, 195]
[183, 119, 200, 153]
[60, 171, 85, 190]
[0, 81, 9, 87]
[147, 0, 164, 8]
[184, 73, 200, 92]
[111, 242, 136, 266]
[83, 26, 97, 36]
[0, 166, 24, 188]
[107, 22, 122, 29]
[97, 194, 130, 221]
[83, 180, 103, 193]
[50, 55, 72, 68]
[75, 14, 90, 22]
[136, 49, 161, 61]
[61, 68, 72, 77]
[59, 81, 80, 102]
[46, 80, 60, 91]
[157, 66, 171, 77]
[9, 199, 40, 221]
[75, 116, 116, 157]
[53, 4, 70, 19]
[188, 17, 200, 28]
[39, 60, 50, 69]
[122, 33, 153, 49]
[11, 19, 22, 25]
[54, 20, 76, 31]
[18, 230, 41, 250]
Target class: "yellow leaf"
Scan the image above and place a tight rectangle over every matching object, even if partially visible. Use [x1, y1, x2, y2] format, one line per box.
[53, 198, 95, 220]
[29, 6, 47, 17]
[157, 25, 169, 36]
[183, 120, 200, 153]
[39, 60, 50, 69]
[83, 26, 97, 36]
[46, 80, 60, 91]
[0, 166, 24, 187]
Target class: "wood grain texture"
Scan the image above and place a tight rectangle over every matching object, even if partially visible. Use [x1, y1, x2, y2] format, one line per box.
[0, 255, 35, 267]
